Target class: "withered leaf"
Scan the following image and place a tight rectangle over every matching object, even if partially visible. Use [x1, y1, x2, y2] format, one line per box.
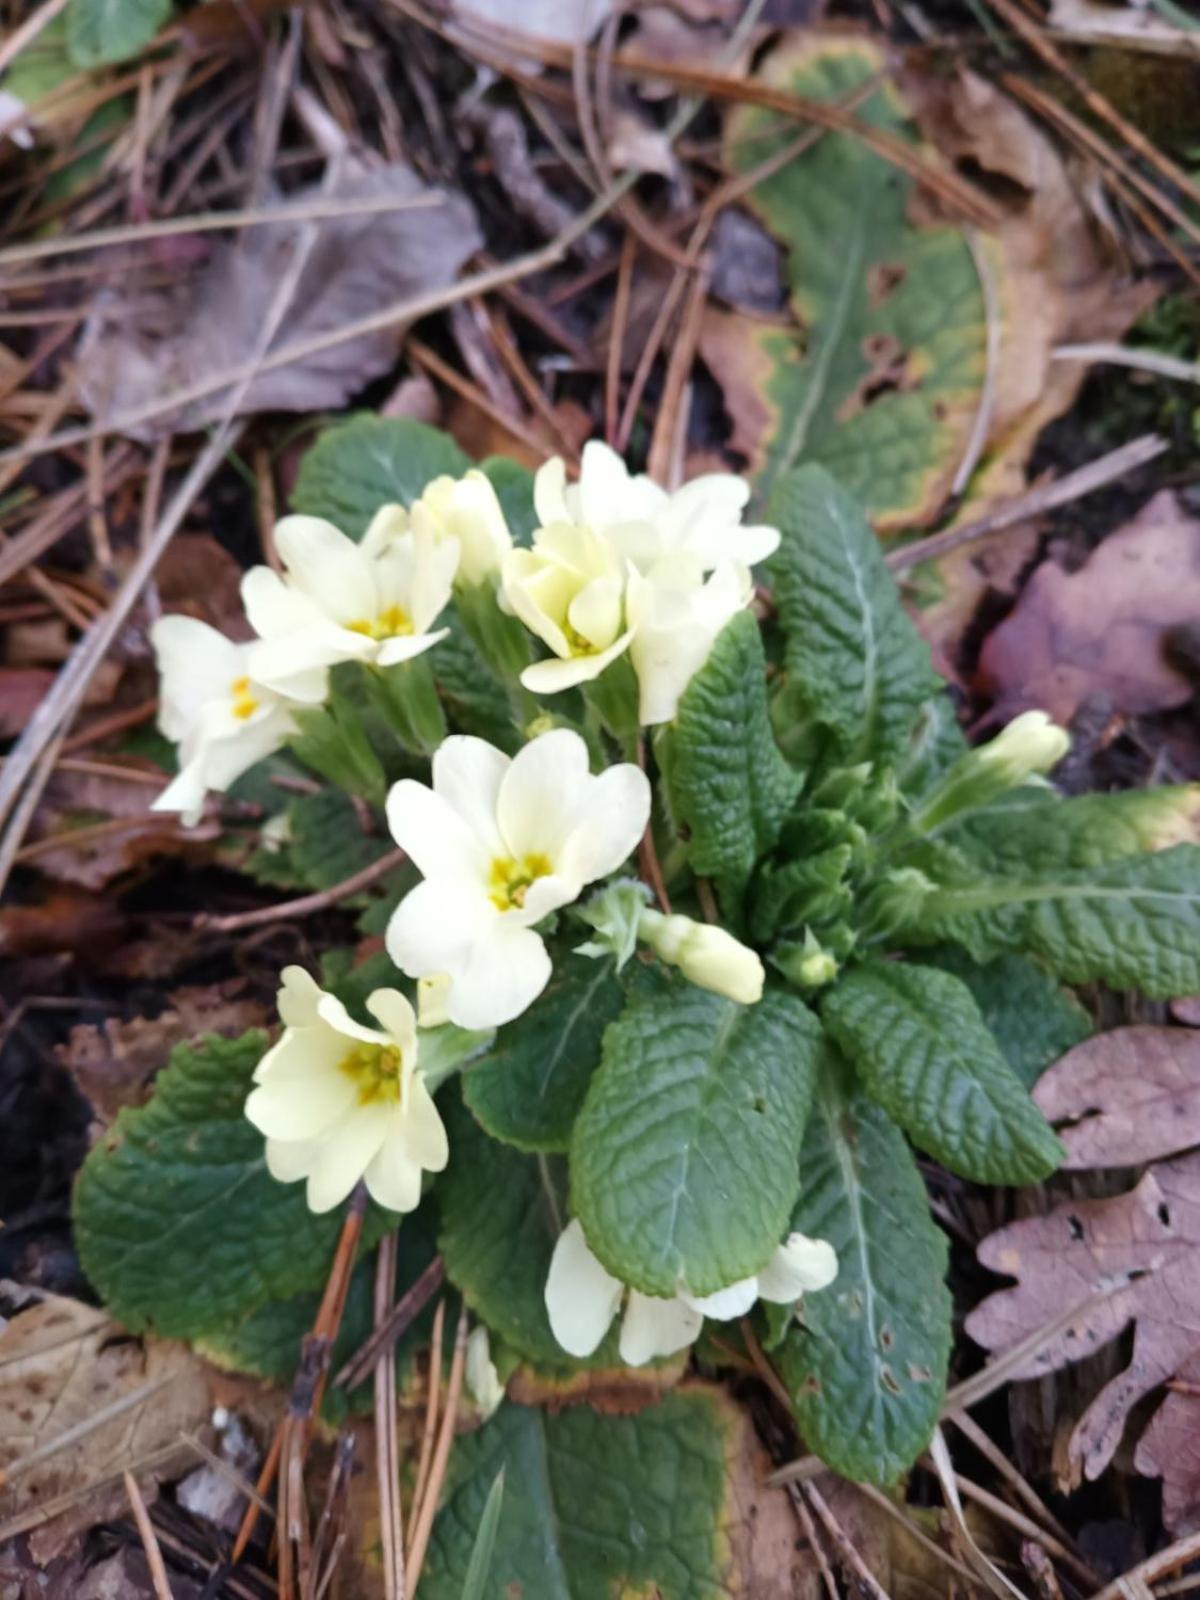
[0, 1294, 214, 1560]
[978, 491, 1200, 724]
[1134, 1349, 1200, 1535]
[1035, 1025, 1200, 1169]
[79, 161, 481, 438]
[965, 1153, 1200, 1484]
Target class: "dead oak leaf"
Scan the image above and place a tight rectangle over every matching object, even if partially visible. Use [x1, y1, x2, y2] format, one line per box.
[1135, 1349, 1200, 1535]
[0, 1294, 215, 1562]
[978, 490, 1200, 724]
[1035, 1025, 1200, 1169]
[965, 1152, 1200, 1485]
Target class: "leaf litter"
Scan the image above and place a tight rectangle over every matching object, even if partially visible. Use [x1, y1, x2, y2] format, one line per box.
[4, 0, 1200, 1591]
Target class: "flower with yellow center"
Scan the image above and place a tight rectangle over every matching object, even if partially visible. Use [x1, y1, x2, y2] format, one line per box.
[500, 522, 635, 693]
[545, 1220, 838, 1366]
[245, 966, 448, 1215]
[385, 729, 650, 1029]
[150, 615, 313, 826]
[409, 470, 512, 587]
[241, 505, 459, 698]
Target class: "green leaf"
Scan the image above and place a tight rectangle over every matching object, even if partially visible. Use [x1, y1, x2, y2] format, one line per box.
[832, 953, 1052, 1147]
[767, 465, 940, 766]
[924, 945, 1091, 1089]
[292, 416, 470, 538]
[420, 1390, 748, 1599]
[894, 693, 968, 802]
[432, 612, 522, 750]
[722, 35, 985, 523]
[779, 1053, 952, 1484]
[73, 1034, 395, 1338]
[570, 971, 821, 1296]
[67, 0, 170, 65]
[823, 960, 1062, 1183]
[463, 960, 625, 1152]
[667, 611, 802, 907]
[918, 843, 1200, 996]
[197, 1210, 438, 1420]
[289, 695, 388, 803]
[948, 786, 1200, 876]
[248, 788, 393, 893]
[439, 1093, 593, 1367]
[458, 1467, 506, 1600]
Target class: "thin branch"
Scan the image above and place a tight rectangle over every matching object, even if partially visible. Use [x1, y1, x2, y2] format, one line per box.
[335, 1253, 445, 1392]
[405, 1305, 468, 1591]
[123, 1471, 176, 1600]
[1053, 343, 1200, 386]
[196, 848, 407, 933]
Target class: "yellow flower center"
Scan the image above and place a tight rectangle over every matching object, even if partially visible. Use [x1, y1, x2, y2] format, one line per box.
[230, 676, 259, 720]
[338, 1042, 404, 1106]
[489, 851, 553, 911]
[562, 621, 601, 659]
[347, 604, 414, 641]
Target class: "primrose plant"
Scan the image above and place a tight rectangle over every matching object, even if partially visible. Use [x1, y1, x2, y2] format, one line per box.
[74, 418, 1200, 1502]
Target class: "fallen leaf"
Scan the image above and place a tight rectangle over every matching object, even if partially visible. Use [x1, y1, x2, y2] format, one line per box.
[75, 1549, 204, 1600]
[78, 160, 481, 438]
[153, 532, 251, 640]
[1134, 1349, 1200, 1534]
[448, 0, 614, 51]
[0, 669, 55, 738]
[0, 892, 126, 960]
[965, 1152, 1200, 1485]
[977, 491, 1200, 723]
[59, 980, 268, 1130]
[1035, 1026, 1200, 1169]
[0, 1294, 215, 1561]
[1048, 0, 1200, 52]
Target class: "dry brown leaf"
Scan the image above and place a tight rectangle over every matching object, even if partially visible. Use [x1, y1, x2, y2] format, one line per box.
[965, 1152, 1200, 1485]
[59, 980, 268, 1130]
[1035, 1026, 1200, 1169]
[153, 532, 251, 641]
[0, 1294, 215, 1562]
[978, 491, 1200, 723]
[79, 162, 481, 439]
[0, 891, 126, 960]
[1134, 1349, 1200, 1533]
[1048, 0, 1200, 52]
[0, 668, 55, 739]
[506, 1349, 688, 1412]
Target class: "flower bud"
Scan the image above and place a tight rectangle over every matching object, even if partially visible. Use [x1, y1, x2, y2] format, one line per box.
[410, 471, 512, 586]
[907, 710, 1069, 839]
[775, 929, 839, 991]
[638, 908, 764, 1004]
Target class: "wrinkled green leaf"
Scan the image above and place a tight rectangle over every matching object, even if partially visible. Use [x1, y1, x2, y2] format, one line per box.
[924, 945, 1091, 1089]
[247, 788, 392, 892]
[463, 960, 625, 1152]
[722, 36, 985, 523]
[432, 612, 522, 750]
[823, 961, 1062, 1183]
[292, 416, 470, 538]
[668, 611, 801, 908]
[73, 1034, 395, 1338]
[421, 1391, 748, 1599]
[571, 971, 821, 1296]
[67, 0, 170, 66]
[768, 465, 940, 766]
[780, 1053, 951, 1484]
[948, 785, 1200, 876]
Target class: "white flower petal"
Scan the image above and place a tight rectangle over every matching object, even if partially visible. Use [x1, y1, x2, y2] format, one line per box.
[265, 1136, 323, 1184]
[362, 1134, 424, 1214]
[386, 779, 492, 883]
[679, 1276, 759, 1320]
[465, 1326, 505, 1417]
[557, 763, 651, 886]
[431, 736, 511, 859]
[566, 575, 622, 650]
[374, 626, 448, 668]
[397, 1075, 450, 1171]
[150, 616, 243, 740]
[578, 440, 665, 528]
[544, 1219, 623, 1358]
[519, 628, 635, 695]
[364, 988, 418, 1058]
[386, 877, 497, 981]
[496, 728, 591, 861]
[151, 762, 209, 827]
[274, 515, 377, 622]
[314, 991, 389, 1049]
[241, 566, 327, 641]
[248, 625, 372, 692]
[360, 503, 410, 556]
[244, 1059, 357, 1141]
[533, 455, 571, 527]
[756, 1233, 839, 1301]
[619, 1292, 702, 1366]
[443, 922, 552, 1029]
[303, 1105, 389, 1213]
[275, 964, 324, 1029]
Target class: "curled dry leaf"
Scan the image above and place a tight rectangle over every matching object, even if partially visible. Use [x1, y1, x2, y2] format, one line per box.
[0, 1294, 214, 1562]
[1035, 1025, 1200, 1169]
[965, 1151, 1200, 1486]
[79, 162, 481, 439]
[59, 980, 268, 1130]
[978, 491, 1200, 724]
[1135, 1349, 1200, 1534]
